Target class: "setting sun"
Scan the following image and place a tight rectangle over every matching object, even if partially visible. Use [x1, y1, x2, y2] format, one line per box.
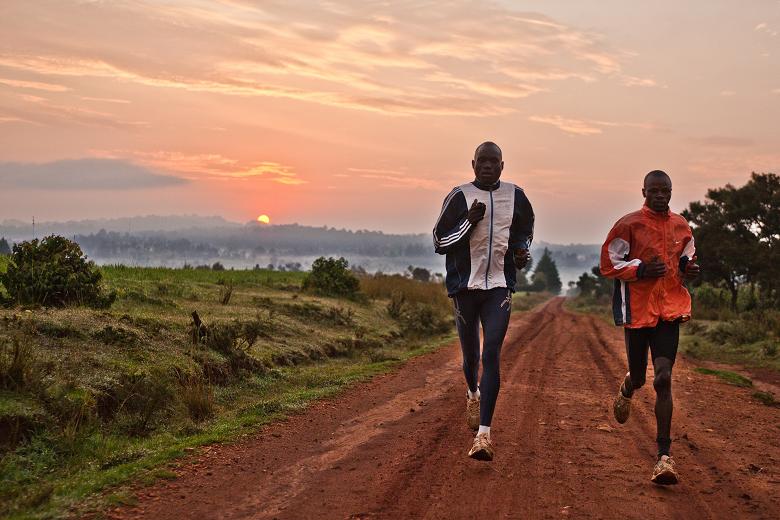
[257, 214, 271, 224]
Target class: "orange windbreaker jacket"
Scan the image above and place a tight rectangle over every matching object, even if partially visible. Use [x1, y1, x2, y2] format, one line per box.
[599, 204, 695, 329]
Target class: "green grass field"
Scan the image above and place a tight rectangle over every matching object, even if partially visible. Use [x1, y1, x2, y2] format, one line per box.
[0, 264, 465, 519]
[679, 319, 780, 373]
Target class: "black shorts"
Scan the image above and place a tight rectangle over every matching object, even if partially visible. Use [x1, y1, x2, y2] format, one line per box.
[625, 320, 679, 377]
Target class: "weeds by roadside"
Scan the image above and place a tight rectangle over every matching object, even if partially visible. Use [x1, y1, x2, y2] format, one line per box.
[0, 265, 453, 519]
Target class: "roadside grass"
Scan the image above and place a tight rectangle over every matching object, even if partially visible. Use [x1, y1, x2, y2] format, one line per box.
[752, 391, 780, 407]
[359, 273, 450, 311]
[0, 265, 542, 519]
[680, 320, 780, 373]
[1, 338, 455, 520]
[562, 295, 613, 323]
[101, 265, 306, 290]
[512, 291, 553, 311]
[693, 367, 753, 388]
[0, 265, 457, 519]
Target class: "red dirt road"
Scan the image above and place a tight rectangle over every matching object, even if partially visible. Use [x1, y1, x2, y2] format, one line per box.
[111, 298, 780, 519]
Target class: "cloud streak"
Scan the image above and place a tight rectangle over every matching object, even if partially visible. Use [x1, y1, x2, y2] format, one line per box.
[0, 159, 187, 190]
[92, 150, 306, 185]
[0, 1, 639, 117]
[528, 115, 655, 136]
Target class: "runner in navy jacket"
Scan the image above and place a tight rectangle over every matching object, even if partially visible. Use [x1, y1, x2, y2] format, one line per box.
[433, 141, 534, 461]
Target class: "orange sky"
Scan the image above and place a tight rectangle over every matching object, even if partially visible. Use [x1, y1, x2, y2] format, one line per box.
[1, 0, 778, 243]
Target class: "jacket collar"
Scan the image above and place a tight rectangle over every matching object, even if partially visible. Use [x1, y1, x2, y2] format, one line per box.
[641, 202, 670, 219]
[472, 179, 501, 191]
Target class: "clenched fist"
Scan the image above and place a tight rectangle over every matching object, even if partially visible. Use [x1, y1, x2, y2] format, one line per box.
[514, 249, 530, 269]
[467, 199, 486, 225]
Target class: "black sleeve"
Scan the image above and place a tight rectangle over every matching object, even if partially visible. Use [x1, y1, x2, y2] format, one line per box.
[509, 187, 534, 250]
[433, 188, 472, 255]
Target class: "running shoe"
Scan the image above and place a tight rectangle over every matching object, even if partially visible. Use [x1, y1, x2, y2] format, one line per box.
[613, 384, 631, 424]
[468, 432, 494, 461]
[466, 397, 480, 431]
[651, 455, 679, 485]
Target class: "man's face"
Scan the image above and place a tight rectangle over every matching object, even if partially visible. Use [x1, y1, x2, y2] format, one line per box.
[472, 145, 504, 185]
[642, 176, 672, 212]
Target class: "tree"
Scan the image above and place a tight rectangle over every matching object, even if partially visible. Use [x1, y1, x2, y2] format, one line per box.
[531, 248, 562, 294]
[682, 172, 779, 308]
[0, 237, 10, 256]
[575, 266, 612, 300]
[0, 235, 115, 307]
[407, 265, 431, 282]
[302, 256, 360, 298]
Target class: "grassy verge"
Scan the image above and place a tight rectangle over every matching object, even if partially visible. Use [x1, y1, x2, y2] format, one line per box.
[3, 334, 455, 520]
[0, 265, 461, 519]
[1, 264, 545, 519]
[679, 320, 780, 373]
[562, 295, 613, 323]
[511, 291, 554, 312]
[693, 367, 753, 388]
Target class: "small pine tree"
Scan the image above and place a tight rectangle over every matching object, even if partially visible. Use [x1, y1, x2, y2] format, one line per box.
[532, 248, 562, 294]
[0, 237, 10, 256]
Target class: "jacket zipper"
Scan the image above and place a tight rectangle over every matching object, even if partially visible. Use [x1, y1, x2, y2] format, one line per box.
[485, 190, 494, 288]
[656, 217, 667, 308]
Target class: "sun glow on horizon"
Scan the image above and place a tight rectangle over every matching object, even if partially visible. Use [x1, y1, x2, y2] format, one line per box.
[257, 214, 271, 224]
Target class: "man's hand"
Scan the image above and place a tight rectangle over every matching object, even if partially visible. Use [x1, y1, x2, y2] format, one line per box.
[684, 256, 700, 281]
[642, 256, 667, 278]
[467, 199, 486, 225]
[514, 248, 531, 269]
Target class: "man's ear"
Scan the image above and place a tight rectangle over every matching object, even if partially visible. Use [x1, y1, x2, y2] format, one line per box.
[471, 159, 476, 170]
[642, 187, 647, 198]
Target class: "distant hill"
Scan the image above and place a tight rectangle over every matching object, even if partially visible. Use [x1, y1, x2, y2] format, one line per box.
[0, 216, 600, 282]
[0, 215, 239, 239]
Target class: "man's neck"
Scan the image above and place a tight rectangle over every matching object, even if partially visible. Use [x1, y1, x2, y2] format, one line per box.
[642, 202, 670, 216]
[473, 179, 500, 191]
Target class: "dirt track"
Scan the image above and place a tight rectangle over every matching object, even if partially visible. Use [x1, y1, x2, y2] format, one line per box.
[111, 298, 780, 520]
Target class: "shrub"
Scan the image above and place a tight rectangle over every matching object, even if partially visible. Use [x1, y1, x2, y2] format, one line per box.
[220, 284, 233, 305]
[204, 321, 266, 374]
[97, 370, 176, 435]
[398, 303, 451, 336]
[45, 385, 97, 438]
[175, 373, 214, 422]
[692, 284, 734, 320]
[387, 291, 406, 319]
[0, 235, 116, 308]
[705, 320, 767, 345]
[302, 257, 360, 298]
[0, 340, 47, 392]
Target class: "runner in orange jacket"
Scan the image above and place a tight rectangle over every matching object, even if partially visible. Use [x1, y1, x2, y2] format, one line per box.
[600, 170, 700, 485]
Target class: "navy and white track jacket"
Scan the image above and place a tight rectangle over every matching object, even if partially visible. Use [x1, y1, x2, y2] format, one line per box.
[433, 180, 534, 296]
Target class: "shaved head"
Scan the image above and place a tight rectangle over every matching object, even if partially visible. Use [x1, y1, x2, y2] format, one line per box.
[474, 141, 502, 160]
[643, 169, 671, 188]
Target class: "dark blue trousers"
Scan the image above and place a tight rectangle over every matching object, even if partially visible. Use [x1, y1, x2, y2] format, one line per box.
[453, 287, 512, 427]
